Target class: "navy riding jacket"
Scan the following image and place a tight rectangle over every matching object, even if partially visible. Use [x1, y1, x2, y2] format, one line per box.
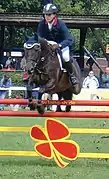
[37, 18, 74, 52]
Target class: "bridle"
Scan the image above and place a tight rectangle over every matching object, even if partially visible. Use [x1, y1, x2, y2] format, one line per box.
[24, 40, 57, 80]
[24, 42, 49, 78]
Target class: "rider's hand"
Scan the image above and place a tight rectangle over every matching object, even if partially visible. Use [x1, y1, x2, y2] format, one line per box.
[52, 44, 60, 51]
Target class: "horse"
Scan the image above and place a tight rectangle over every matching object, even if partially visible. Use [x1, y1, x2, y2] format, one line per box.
[24, 34, 82, 114]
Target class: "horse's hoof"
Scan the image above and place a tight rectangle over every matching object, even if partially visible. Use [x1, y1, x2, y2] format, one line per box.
[66, 107, 71, 112]
[37, 104, 45, 114]
[56, 108, 62, 112]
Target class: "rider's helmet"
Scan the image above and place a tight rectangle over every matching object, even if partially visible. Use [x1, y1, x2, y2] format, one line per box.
[43, 3, 58, 14]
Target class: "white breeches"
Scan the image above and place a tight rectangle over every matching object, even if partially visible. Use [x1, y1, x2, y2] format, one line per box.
[61, 46, 70, 62]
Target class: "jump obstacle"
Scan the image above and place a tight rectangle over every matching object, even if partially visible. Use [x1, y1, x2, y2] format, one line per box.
[0, 98, 109, 118]
[0, 98, 109, 106]
[0, 98, 109, 168]
[0, 111, 109, 118]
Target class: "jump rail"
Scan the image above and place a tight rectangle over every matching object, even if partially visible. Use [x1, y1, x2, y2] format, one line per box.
[1, 111, 109, 118]
[1, 100, 109, 168]
[0, 99, 109, 106]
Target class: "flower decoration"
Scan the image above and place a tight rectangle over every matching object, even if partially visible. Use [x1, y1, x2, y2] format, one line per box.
[30, 118, 79, 168]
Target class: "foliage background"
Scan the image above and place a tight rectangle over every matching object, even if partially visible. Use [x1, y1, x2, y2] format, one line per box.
[0, 0, 109, 86]
[0, 0, 109, 56]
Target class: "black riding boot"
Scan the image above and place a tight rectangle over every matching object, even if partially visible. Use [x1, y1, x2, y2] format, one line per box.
[64, 61, 78, 85]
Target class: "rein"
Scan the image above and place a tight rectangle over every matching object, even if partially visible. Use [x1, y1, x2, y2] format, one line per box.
[33, 43, 56, 71]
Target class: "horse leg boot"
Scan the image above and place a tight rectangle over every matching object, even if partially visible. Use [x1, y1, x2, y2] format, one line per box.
[64, 61, 79, 85]
[27, 86, 36, 110]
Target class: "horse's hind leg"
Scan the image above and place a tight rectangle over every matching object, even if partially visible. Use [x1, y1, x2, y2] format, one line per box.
[56, 92, 62, 112]
[36, 91, 45, 114]
[63, 90, 72, 112]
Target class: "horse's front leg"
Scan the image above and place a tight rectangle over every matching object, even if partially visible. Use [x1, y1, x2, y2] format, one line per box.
[26, 77, 37, 110]
[36, 91, 45, 114]
[27, 85, 36, 111]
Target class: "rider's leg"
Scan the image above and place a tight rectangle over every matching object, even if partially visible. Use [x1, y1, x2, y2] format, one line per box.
[61, 47, 78, 85]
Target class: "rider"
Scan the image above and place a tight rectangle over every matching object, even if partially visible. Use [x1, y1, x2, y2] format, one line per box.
[37, 3, 78, 85]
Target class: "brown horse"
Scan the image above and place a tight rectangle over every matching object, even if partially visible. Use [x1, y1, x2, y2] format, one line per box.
[24, 34, 82, 114]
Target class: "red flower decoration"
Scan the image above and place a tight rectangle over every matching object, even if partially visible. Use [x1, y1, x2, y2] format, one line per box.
[30, 118, 79, 168]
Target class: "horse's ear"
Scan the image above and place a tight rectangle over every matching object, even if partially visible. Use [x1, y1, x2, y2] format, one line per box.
[34, 33, 38, 42]
[38, 36, 48, 50]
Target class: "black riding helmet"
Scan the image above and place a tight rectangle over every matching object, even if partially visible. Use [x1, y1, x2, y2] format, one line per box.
[43, 3, 58, 14]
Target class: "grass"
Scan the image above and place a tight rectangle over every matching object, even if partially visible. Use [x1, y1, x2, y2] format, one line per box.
[0, 117, 109, 179]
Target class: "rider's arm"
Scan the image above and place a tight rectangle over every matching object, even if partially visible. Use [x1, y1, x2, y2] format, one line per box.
[58, 20, 75, 48]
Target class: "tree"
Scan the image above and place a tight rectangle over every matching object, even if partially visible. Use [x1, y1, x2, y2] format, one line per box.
[0, 0, 109, 56]
[0, 0, 43, 49]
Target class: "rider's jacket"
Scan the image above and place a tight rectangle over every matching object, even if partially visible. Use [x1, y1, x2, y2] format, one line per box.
[37, 18, 74, 52]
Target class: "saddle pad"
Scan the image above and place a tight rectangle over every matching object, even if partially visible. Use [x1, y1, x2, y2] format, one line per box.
[47, 41, 66, 72]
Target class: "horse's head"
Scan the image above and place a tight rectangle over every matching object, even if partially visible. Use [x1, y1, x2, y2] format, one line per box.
[24, 34, 41, 72]
[24, 34, 54, 85]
